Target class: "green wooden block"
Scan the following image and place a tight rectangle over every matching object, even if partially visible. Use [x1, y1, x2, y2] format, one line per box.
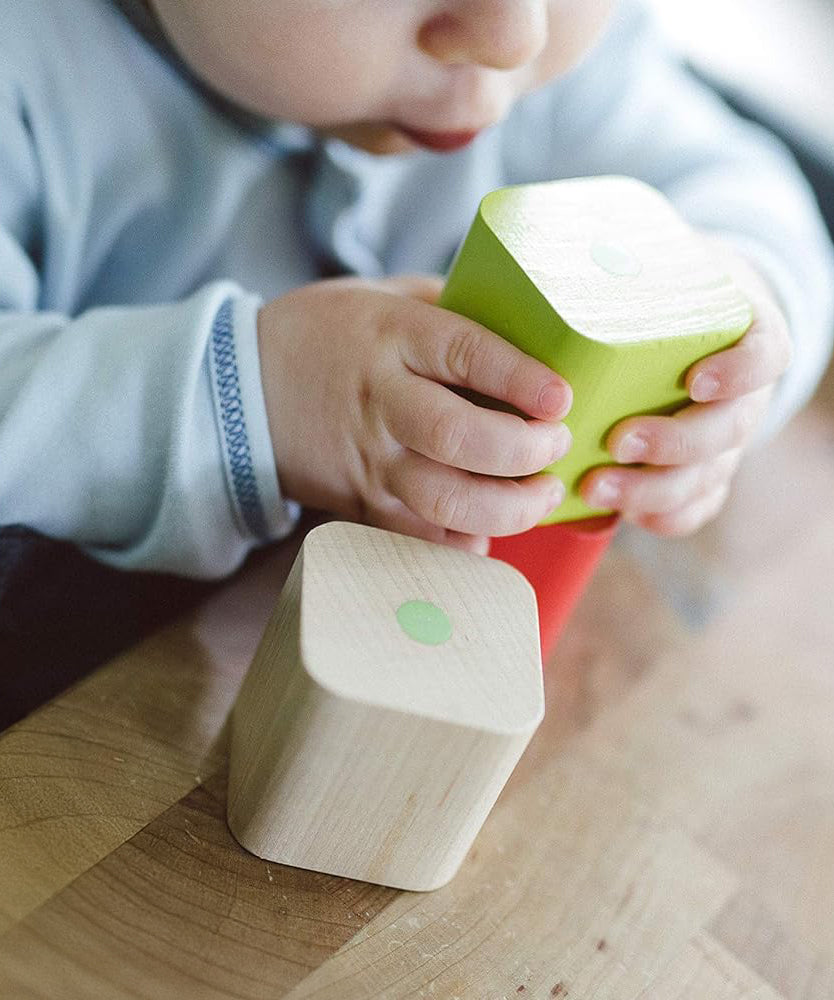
[439, 176, 753, 523]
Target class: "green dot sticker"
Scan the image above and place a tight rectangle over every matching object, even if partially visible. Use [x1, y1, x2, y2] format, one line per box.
[590, 240, 642, 277]
[396, 600, 453, 646]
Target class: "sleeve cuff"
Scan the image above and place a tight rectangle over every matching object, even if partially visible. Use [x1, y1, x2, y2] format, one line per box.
[208, 293, 300, 542]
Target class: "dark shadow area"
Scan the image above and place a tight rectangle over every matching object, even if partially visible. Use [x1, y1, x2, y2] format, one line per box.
[0, 525, 219, 731]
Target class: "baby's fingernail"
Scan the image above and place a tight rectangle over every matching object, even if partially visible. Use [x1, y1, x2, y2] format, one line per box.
[544, 475, 565, 504]
[539, 381, 570, 417]
[588, 477, 621, 509]
[691, 372, 720, 401]
[614, 432, 647, 463]
[551, 424, 572, 459]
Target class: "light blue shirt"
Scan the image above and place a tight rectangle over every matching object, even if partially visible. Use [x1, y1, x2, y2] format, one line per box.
[1, 0, 832, 577]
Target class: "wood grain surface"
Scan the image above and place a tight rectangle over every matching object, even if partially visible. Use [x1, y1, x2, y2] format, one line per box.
[2, 374, 834, 998]
[228, 522, 544, 892]
[480, 177, 753, 344]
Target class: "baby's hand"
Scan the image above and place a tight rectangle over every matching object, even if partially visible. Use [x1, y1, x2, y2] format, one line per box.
[258, 275, 572, 554]
[581, 241, 793, 535]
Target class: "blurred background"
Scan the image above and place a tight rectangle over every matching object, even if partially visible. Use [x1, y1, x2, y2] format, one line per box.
[611, 0, 834, 630]
[646, 0, 834, 236]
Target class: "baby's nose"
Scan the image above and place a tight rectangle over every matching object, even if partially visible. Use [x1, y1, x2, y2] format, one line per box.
[418, 0, 548, 71]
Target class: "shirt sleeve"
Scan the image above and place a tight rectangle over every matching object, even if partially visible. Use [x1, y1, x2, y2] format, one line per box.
[503, 0, 834, 436]
[0, 86, 299, 579]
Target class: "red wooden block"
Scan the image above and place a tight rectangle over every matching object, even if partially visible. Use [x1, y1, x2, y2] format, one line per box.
[489, 516, 619, 661]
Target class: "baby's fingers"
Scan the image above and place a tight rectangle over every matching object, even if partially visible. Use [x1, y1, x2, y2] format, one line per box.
[608, 389, 770, 466]
[398, 306, 572, 420]
[687, 299, 792, 402]
[632, 482, 731, 537]
[387, 452, 565, 537]
[359, 495, 491, 555]
[383, 372, 571, 476]
[582, 449, 741, 515]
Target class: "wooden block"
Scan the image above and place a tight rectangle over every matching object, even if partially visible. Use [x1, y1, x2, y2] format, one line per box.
[227, 521, 544, 891]
[489, 515, 619, 661]
[440, 175, 753, 522]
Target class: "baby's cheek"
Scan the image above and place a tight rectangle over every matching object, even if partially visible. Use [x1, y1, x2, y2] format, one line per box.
[533, 0, 618, 83]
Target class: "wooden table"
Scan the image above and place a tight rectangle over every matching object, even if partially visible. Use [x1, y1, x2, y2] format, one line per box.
[2, 376, 834, 999]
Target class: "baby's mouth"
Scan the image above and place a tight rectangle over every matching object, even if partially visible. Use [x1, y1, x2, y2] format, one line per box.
[395, 125, 483, 152]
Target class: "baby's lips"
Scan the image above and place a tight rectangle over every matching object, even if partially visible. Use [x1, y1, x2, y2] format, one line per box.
[397, 125, 483, 152]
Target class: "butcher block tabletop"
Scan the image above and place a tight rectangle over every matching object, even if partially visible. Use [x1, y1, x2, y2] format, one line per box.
[2, 372, 834, 1000]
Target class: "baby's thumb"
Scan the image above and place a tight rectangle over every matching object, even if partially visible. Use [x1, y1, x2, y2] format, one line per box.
[383, 273, 445, 305]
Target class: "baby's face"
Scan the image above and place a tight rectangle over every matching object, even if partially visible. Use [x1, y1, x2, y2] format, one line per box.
[148, 0, 617, 154]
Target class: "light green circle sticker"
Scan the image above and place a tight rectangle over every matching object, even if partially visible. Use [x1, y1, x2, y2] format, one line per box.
[396, 600, 453, 646]
[590, 240, 642, 277]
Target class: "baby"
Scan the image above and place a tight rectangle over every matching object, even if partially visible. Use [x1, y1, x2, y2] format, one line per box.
[1, 0, 833, 578]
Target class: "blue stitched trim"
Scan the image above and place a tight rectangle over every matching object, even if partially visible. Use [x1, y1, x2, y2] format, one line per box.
[211, 299, 269, 539]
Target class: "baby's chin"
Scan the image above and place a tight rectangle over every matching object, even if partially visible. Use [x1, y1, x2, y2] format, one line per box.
[316, 123, 420, 156]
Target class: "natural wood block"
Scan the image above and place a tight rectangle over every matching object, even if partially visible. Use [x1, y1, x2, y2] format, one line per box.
[440, 175, 753, 522]
[226, 521, 544, 891]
